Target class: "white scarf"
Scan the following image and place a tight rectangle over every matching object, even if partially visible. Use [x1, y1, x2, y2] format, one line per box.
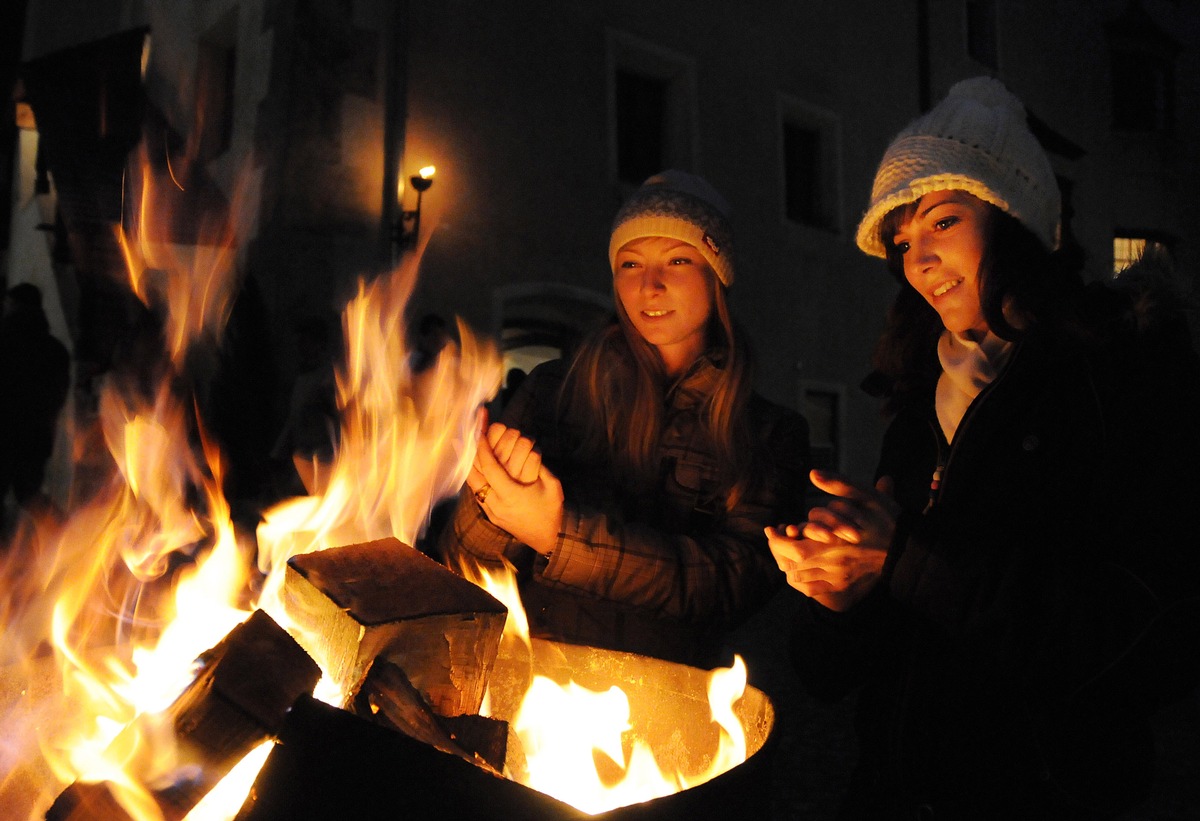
[935, 330, 1013, 443]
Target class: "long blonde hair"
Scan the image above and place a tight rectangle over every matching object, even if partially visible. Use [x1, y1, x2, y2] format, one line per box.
[558, 271, 757, 510]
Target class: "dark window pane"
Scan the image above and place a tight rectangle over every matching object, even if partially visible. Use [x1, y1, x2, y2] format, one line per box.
[615, 69, 666, 184]
[804, 389, 839, 472]
[966, 0, 998, 69]
[1112, 50, 1171, 131]
[784, 122, 821, 225]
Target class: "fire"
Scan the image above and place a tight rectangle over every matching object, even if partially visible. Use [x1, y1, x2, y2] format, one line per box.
[182, 741, 273, 821]
[469, 564, 751, 815]
[1, 125, 756, 820]
[0, 138, 265, 820]
[252, 250, 502, 626]
[0, 127, 500, 819]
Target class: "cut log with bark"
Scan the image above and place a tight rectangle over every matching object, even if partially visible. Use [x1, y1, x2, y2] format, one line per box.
[282, 537, 508, 715]
[45, 609, 320, 821]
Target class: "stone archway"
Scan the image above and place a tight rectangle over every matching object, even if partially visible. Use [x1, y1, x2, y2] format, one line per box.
[491, 282, 612, 405]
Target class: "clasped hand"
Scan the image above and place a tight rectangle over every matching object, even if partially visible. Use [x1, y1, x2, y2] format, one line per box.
[465, 413, 563, 556]
[765, 469, 900, 612]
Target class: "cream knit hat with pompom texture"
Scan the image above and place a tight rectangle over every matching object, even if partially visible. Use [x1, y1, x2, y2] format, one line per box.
[855, 76, 1061, 258]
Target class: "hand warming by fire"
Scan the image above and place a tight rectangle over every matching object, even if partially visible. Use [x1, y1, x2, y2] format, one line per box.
[0, 147, 773, 821]
[466, 419, 564, 556]
[437, 171, 809, 672]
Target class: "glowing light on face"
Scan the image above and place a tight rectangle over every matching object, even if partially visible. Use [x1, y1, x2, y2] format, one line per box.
[613, 236, 716, 376]
[892, 190, 992, 340]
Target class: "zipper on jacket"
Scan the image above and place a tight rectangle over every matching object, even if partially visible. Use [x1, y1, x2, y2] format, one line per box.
[924, 428, 945, 514]
[925, 340, 1022, 511]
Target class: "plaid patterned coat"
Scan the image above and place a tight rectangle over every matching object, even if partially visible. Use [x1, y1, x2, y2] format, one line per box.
[440, 354, 809, 668]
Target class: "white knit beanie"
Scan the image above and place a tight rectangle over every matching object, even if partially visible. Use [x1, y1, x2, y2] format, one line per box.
[855, 77, 1061, 259]
[609, 170, 735, 287]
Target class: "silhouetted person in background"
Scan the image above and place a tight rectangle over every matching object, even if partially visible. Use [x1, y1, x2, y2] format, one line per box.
[0, 283, 70, 520]
[271, 314, 338, 496]
[409, 312, 452, 373]
[499, 366, 525, 409]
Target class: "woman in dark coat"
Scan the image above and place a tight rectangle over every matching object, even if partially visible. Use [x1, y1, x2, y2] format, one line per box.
[440, 171, 809, 669]
[767, 78, 1200, 819]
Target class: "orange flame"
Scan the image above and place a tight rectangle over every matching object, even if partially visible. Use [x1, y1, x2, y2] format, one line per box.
[0, 140, 256, 819]
[0, 125, 748, 821]
[254, 247, 502, 623]
[469, 563, 751, 814]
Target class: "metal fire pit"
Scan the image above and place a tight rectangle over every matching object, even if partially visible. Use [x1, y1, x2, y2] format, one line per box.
[237, 638, 776, 821]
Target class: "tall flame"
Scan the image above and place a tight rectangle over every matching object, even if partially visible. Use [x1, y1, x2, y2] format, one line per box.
[253, 250, 501, 621]
[0, 138, 256, 820]
[0, 125, 752, 820]
[0, 123, 504, 818]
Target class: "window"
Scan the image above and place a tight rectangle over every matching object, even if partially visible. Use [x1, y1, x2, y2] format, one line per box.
[614, 70, 668, 184]
[1113, 236, 1146, 273]
[607, 31, 697, 186]
[779, 96, 842, 233]
[1113, 233, 1174, 277]
[1111, 50, 1174, 132]
[1106, 3, 1179, 133]
[799, 382, 844, 473]
[965, 0, 999, 69]
[783, 123, 821, 225]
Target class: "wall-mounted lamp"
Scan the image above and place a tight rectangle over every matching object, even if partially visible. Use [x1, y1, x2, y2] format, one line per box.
[394, 165, 435, 253]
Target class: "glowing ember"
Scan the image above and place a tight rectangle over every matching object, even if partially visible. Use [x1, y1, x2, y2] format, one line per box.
[182, 742, 273, 821]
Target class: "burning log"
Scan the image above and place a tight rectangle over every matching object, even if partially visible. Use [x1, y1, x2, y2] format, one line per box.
[235, 641, 780, 821]
[437, 713, 509, 773]
[234, 694, 579, 821]
[46, 609, 320, 821]
[353, 657, 508, 772]
[282, 537, 507, 715]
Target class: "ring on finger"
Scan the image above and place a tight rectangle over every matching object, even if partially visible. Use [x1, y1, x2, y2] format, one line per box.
[474, 484, 491, 505]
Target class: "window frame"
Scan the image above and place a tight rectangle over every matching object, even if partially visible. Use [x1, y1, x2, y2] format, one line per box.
[776, 93, 843, 236]
[1112, 230, 1176, 277]
[605, 29, 699, 189]
[798, 379, 847, 474]
[964, 0, 1000, 70]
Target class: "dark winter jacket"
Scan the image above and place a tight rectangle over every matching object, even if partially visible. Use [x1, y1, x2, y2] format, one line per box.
[792, 284, 1200, 819]
[441, 354, 810, 669]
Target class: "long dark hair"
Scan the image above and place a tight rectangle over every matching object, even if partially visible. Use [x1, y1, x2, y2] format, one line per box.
[867, 197, 1085, 413]
[557, 270, 757, 509]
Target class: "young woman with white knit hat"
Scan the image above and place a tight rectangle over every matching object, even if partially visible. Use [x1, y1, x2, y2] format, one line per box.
[440, 170, 810, 669]
[767, 77, 1200, 818]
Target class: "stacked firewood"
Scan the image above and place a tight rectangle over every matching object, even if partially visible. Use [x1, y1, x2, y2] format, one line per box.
[46, 538, 512, 821]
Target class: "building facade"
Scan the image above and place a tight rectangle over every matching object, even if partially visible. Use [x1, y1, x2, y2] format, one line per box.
[5, 0, 1198, 485]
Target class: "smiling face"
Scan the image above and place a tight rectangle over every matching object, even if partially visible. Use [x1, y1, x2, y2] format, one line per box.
[614, 236, 716, 377]
[890, 190, 993, 340]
